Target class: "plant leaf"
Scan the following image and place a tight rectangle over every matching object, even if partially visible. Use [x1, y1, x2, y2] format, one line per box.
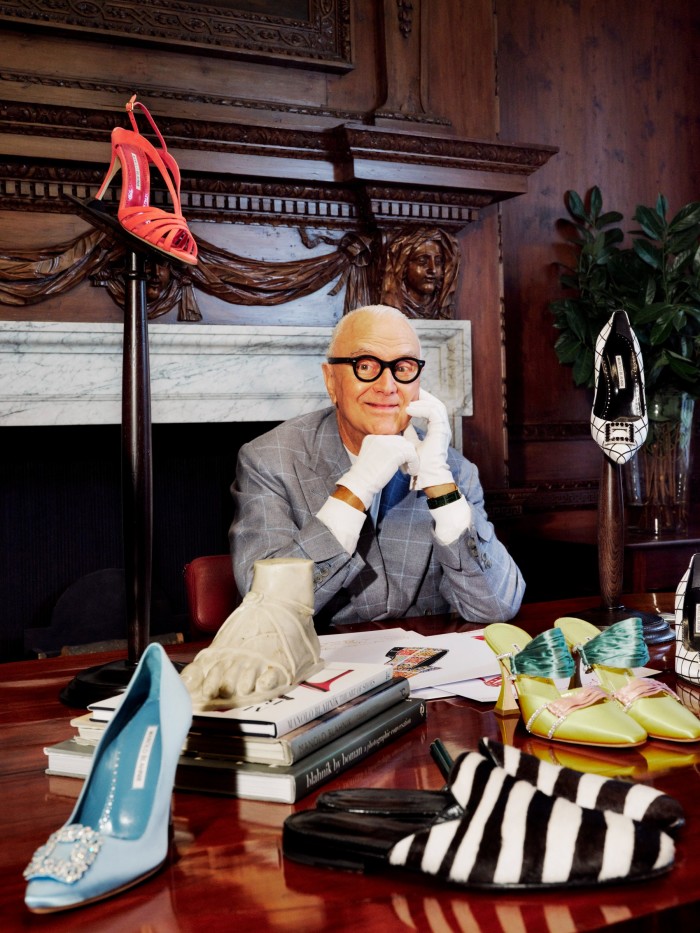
[572, 350, 594, 387]
[668, 201, 700, 231]
[589, 186, 602, 221]
[633, 204, 666, 239]
[597, 211, 624, 228]
[633, 239, 662, 269]
[565, 190, 587, 222]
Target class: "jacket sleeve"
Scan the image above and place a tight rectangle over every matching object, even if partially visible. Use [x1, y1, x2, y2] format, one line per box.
[431, 449, 526, 622]
[229, 438, 369, 611]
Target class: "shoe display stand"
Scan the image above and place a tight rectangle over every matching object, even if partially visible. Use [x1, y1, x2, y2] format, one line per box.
[60, 197, 166, 705]
[574, 453, 675, 645]
[577, 310, 674, 646]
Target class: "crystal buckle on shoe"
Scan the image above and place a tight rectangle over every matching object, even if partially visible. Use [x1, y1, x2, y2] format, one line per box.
[605, 422, 635, 443]
[23, 824, 103, 884]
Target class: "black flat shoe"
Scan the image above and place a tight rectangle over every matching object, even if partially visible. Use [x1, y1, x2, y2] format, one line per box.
[317, 787, 459, 821]
[315, 737, 685, 835]
[590, 310, 648, 464]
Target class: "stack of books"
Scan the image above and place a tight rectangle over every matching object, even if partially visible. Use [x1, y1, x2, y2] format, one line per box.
[44, 661, 426, 803]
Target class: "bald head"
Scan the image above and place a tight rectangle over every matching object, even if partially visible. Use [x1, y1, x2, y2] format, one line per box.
[327, 305, 421, 357]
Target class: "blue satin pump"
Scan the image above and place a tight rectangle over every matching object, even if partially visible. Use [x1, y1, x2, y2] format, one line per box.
[24, 643, 192, 912]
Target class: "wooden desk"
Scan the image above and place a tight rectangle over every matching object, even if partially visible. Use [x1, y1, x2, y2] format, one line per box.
[2, 595, 699, 932]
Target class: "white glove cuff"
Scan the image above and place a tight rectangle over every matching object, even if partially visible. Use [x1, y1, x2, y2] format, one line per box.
[413, 465, 455, 490]
[316, 496, 366, 554]
[431, 495, 472, 545]
[336, 472, 373, 509]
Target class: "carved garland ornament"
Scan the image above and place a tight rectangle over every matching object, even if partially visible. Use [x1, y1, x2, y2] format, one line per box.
[0, 224, 459, 321]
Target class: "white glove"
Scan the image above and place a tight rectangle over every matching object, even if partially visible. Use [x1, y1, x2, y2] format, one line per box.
[316, 496, 367, 554]
[405, 389, 454, 489]
[337, 434, 419, 509]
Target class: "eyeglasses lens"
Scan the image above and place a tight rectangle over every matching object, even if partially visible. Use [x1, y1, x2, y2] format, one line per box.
[354, 357, 420, 383]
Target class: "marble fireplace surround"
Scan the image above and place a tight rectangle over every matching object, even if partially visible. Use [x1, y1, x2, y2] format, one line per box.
[0, 320, 472, 444]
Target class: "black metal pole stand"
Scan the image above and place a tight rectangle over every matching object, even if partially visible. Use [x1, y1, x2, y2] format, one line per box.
[571, 454, 674, 645]
[122, 247, 153, 665]
[61, 198, 157, 704]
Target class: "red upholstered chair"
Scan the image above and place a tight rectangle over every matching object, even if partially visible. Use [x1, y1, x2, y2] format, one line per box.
[184, 555, 241, 638]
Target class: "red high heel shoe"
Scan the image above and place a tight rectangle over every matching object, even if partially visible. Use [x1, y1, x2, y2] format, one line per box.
[92, 95, 197, 265]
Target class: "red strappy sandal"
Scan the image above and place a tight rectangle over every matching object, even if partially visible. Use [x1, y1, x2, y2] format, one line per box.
[93, 95, 197, 266]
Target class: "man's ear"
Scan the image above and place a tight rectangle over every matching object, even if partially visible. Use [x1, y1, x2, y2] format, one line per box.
[321, 362, 337, 405]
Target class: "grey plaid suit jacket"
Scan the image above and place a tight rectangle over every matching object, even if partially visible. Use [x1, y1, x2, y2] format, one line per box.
[230, 407, 524, 626]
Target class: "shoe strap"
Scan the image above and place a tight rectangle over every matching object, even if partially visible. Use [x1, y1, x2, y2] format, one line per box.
[509, 627, 575, 680]
[125, 94, 168, 153]
[612, 677, 679, 711]
[119, 99, 185, 215]
[575, 617, 649, 671]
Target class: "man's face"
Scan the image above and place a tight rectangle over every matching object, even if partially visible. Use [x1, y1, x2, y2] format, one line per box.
[322, 312, 422, 454]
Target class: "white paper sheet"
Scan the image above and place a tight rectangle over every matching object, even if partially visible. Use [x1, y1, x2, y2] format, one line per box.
[318, 627, 499, 692]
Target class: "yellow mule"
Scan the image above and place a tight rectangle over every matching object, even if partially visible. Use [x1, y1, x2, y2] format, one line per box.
[483, 623, 647, 748]
[555, 616, 700, 744]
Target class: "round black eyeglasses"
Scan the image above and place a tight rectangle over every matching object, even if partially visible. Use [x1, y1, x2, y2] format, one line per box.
[326, 355, 425, 383]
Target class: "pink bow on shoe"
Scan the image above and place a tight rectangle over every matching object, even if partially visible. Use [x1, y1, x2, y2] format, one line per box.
[612, 677, 679, 712]
[527, 685, 609, 739]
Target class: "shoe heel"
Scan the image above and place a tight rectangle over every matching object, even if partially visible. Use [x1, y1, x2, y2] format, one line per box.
[494, 659, 520, 718]
[94, 149, 121, 202]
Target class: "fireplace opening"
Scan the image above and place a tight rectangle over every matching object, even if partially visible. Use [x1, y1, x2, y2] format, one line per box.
[2, 421, 276, 662]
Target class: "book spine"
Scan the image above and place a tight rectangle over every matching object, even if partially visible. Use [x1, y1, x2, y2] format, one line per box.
[293, 698, 426, 800]
[284, 678, 411, 762]
[175, 698, 426, 803]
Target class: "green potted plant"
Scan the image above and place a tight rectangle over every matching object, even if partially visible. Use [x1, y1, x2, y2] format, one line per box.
[550, 187, 700, 533]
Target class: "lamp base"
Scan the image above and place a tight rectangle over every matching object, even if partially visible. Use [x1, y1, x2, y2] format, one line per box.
[60, 658, 186, 708]
[60, 659, 139, 708]
[569, 604, 675, 646]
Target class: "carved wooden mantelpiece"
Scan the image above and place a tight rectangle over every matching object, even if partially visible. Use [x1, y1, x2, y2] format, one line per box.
[0, 101, 556, 230]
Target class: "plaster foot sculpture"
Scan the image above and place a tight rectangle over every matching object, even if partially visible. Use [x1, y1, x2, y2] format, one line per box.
[181, 558, 322, 708]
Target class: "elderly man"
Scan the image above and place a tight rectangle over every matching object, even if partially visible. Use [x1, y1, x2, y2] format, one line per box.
[231, 304, 524, 626]
[182, 305, 524, 704]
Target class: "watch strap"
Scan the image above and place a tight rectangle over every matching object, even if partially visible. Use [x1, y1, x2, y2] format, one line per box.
[426, 489, 462, 510]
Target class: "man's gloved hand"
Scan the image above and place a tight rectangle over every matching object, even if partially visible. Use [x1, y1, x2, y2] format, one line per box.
[405, 388, 454, 490]
[337, 434, 419, 509]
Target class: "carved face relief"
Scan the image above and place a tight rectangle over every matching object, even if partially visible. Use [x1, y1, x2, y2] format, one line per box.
[405, 240, 444, 300]
[145, 262, 173, 302]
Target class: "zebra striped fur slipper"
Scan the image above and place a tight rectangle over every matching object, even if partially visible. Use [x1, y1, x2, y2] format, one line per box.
[283, 752, 675, 888]
[480, 737, 685, 833]
[315, 737, 684, 836]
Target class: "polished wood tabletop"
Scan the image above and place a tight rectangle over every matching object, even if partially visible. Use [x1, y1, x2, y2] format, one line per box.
[2, 594, 699, 932]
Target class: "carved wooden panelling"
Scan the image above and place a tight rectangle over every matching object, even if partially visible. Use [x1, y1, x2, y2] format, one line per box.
[0, 0, 353, 70]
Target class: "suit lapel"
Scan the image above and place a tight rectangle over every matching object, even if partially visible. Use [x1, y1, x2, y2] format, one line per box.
[295, 412, 350, 514]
